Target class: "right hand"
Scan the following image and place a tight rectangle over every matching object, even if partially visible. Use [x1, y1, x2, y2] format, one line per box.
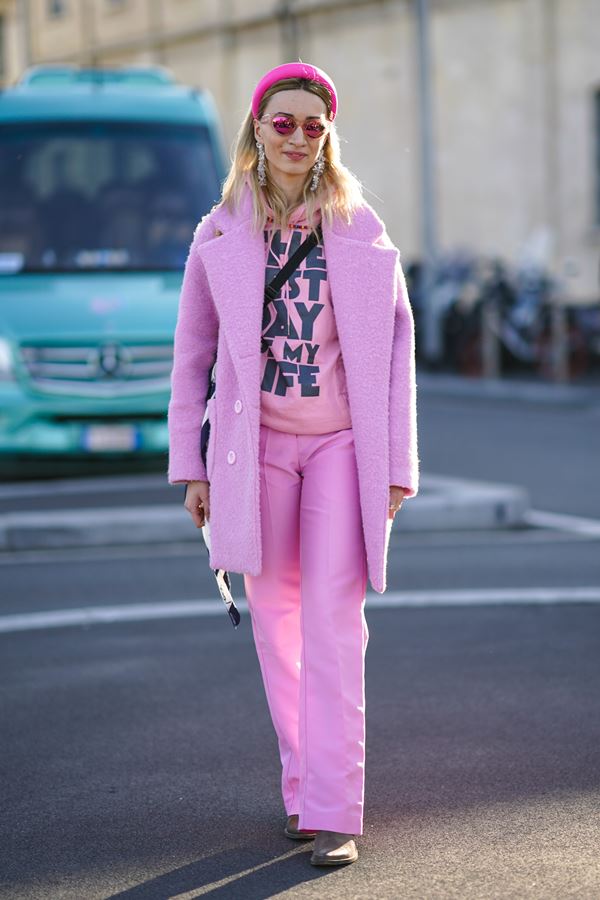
[184, 480, 211, 528]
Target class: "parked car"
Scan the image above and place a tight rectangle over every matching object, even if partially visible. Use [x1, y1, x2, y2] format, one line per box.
[0, 63, 226, 475]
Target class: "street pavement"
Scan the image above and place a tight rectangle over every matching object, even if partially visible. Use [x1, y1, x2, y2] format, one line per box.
[2, 602, 599, 900]
[1, 372, 599, 899]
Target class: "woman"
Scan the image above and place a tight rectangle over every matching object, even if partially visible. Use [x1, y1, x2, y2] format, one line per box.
[167, 61, 419, 866]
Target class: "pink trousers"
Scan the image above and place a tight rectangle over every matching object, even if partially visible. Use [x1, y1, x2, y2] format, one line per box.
[243, 422, 369, 835]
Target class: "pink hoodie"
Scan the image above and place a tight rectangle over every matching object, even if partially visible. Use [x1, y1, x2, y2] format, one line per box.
[260, 194, 352, 433]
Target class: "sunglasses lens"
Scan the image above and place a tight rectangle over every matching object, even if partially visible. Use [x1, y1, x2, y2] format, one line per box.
[305, 122, 326, 138]
[271, 116, 295, 135]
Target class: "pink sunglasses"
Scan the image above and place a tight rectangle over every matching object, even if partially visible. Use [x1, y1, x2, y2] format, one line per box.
[259, 113, 329, 140]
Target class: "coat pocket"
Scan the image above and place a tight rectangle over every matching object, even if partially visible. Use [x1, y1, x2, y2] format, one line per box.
[205, 396, 217, 481]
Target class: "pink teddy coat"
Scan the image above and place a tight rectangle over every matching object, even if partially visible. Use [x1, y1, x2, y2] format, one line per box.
[167, 182, 419, 594]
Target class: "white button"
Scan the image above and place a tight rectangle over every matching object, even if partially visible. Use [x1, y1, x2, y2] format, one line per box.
[234, 399, 243, 413]
[227, 450, 236, 464]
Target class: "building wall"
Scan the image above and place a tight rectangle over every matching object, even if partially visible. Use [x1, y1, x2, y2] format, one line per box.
[0, 0, 25, 83]
[1, 0, 598, 300]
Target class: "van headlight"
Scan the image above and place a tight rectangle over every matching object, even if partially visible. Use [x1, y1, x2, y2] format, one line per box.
[0, 338, 15, 380]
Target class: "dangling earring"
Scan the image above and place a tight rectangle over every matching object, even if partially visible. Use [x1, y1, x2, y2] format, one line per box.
[310, 150, 326, 192]
[256, 140, 267, 186]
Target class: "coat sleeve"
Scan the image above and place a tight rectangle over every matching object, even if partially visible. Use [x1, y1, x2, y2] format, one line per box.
[167, 216, 219, 484]
[388, 255, 419, 498]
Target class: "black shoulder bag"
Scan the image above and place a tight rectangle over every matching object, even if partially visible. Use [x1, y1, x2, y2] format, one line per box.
[192, 223, 323, 628]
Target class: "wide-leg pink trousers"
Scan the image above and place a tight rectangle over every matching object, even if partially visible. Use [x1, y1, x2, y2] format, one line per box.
[243, 422, 370, 835]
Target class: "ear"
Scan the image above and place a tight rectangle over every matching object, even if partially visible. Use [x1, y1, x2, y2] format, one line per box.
[253, 118, 262, 143]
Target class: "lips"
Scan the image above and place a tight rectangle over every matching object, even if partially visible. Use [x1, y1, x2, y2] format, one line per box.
[284, 152, 307, 160]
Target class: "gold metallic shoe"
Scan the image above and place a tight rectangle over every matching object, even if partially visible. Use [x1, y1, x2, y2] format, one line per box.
[284, 814, 317, 840]
[310, 830, 358, 866]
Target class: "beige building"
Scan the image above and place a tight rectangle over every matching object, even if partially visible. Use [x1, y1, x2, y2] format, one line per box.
[1, 0, 599, 301]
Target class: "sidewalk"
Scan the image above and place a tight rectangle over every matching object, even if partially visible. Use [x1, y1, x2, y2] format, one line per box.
[0, 473, 530, 552]
[416, 369, 600, 406]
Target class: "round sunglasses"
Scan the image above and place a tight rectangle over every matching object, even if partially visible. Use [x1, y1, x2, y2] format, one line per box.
[259, 113, 329, 140]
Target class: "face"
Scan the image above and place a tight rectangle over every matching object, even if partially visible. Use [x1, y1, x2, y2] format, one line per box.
[253, 89, 330, 189]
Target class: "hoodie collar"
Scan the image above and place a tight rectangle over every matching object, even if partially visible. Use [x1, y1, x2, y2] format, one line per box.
[243, 172, 321, 229]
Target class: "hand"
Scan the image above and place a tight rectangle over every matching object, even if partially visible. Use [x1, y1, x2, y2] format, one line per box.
[184, 480, 211, 528]
[388, 485, 408, 520]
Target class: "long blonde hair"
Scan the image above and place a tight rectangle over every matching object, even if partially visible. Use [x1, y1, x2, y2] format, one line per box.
[218, 77, 365, 237]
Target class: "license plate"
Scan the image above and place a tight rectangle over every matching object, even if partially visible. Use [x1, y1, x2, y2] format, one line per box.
[82, 424, 138, 451]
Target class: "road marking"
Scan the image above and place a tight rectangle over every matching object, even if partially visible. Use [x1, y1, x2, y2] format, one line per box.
[370, 587, 600, 606]
[524, 509, 600, 537]
[1, 587, 599, 635]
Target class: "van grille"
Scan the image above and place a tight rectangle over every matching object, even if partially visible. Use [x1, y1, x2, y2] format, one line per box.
[19, 341, 173, 397]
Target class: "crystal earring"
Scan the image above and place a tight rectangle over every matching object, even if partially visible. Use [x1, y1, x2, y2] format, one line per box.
[256, 140, 267, 186]
[310, 150, 326, 192]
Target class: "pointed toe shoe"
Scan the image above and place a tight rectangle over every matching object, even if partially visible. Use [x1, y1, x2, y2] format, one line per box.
[310, 830, 358, 866]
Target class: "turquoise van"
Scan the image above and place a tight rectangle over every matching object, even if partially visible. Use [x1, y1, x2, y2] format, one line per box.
[0, 64, 226, 474]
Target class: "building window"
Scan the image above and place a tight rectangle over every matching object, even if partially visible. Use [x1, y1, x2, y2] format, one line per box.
[48, 0, 67, 18]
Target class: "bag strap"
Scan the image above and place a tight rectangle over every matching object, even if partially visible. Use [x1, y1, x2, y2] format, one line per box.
[264, 223, 322, 305]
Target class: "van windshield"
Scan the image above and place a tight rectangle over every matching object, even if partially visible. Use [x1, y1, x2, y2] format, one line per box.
[0, 121, 221, 273]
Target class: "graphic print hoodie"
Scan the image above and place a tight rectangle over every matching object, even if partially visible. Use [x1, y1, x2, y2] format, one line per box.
[260, 195, 352, 434]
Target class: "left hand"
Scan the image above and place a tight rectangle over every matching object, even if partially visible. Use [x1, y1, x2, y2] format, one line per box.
[388, 485, 408, 519]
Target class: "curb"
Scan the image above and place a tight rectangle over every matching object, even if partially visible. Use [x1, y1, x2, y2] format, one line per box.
[0, 474, 530, 552]
[393, 475, 530, 533]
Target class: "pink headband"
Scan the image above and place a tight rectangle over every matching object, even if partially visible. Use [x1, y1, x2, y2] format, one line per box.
[251, 61, 338, 120]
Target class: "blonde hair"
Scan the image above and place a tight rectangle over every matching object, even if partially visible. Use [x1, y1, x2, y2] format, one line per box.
[217, 77, 365, 237]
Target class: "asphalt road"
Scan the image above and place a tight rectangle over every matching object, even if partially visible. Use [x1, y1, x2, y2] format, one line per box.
[1, 384, 599, 899]
[2, 600, 599, 900]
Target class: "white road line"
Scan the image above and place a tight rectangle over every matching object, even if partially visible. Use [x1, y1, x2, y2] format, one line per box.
[525, 509, 600, 537]
[370, 587, 600, 605]
[1, 587, 599, 635]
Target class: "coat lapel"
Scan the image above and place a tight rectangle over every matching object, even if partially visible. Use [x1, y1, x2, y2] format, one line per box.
[322, 224, 399, 393]
[196, 216, 266, 410]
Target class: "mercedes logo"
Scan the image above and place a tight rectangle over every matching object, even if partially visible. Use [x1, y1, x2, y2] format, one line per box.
[94, 343, 129, 378]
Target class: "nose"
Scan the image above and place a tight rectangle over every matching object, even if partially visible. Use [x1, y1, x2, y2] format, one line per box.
[289, 124, 307, 145]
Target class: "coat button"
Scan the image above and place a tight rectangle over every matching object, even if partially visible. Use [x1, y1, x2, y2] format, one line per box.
[234, 399, 243, 413]
[227, 450, 236, 464]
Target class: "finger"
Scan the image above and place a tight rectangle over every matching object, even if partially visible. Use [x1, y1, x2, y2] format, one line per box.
[199, 497, 209, 526]
[191, 509, 205, 529]
[186, 501, 205, 529]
